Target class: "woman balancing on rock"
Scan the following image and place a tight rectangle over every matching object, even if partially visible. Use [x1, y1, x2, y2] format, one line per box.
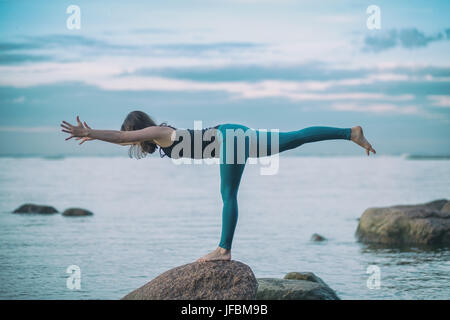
[61, 111, 376, 262]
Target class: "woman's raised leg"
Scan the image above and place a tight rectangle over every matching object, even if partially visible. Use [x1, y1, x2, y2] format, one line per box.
[252, 125, 375, 156]
[278, 126, 352, 153]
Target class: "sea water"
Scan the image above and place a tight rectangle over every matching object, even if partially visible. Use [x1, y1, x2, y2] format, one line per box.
[0, 155, 449, 299]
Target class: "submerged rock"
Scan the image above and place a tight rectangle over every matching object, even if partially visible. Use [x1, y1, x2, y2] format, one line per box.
[122, 260, 258, 300]
[256, 272, 339, 300]
[310, 233, 327, 242]
[356, 199, 450, 245]
[13, 203, 58, 214]
[62, 208, 93, 217]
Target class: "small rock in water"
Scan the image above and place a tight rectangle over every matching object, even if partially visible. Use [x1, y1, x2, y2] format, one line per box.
[13, 203, 58, 214]
[284, 272, 327, 286]
[311, 233, 327, 242]
[257, 272, 339, 300]
[62, 208, 94, 217]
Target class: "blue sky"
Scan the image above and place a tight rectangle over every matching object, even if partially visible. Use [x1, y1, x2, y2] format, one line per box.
[0, 0, 449, 156]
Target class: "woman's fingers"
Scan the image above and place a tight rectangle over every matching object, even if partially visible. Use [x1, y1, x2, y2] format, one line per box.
[62, 117, 91, 143]
[74, 136, 92, 145]
[80, 137, 93, 145]
[76, 115, 83, 127]
[62, 120, 74, 127]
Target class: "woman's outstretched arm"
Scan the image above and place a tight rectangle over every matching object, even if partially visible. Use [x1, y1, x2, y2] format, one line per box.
[60, 115, 169, 145]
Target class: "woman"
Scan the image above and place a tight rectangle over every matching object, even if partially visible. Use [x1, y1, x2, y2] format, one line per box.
[61, 111, 376, 262]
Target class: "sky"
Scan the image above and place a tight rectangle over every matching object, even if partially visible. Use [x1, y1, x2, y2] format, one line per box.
[0, 0, 449, 156]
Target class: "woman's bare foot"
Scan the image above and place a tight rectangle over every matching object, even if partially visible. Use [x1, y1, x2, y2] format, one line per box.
[351, 126, 376, 156]
[196, 246, 231, 262]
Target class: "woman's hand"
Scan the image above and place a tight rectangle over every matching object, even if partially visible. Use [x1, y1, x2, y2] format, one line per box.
[60, 115, 94, 145]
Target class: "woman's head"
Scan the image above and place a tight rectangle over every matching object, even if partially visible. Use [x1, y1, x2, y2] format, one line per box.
[120, 110, 165, 159]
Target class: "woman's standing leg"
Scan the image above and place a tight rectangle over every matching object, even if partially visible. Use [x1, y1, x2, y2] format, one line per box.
[197, 124, 249, 261]
[217, 123, 250, 250]
[218, 162, 246, 250]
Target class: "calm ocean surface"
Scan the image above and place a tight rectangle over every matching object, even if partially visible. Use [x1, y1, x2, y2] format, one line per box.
[0, 155, 449, 300]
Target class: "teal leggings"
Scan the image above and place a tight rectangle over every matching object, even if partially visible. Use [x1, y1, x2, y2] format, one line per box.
[216, 124, 352, 250]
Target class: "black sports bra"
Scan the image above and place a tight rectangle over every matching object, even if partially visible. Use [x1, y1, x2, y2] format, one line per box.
[159, 124, 221, 159]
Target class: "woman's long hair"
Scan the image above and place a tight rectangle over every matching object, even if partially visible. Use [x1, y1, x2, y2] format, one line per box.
[120, 110, 168, 159]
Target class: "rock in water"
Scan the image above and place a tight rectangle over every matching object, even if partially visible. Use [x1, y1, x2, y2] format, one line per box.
[284, 272, 328, 286]
[442, 202, 450, 214]
[256, 272, 339, 300]
[310, 233, 327, 242]
[356, 199, 450, 245]
[62, 208, 93, 217]
[122, 260, 258, 300]
[13, 203, 58, 214]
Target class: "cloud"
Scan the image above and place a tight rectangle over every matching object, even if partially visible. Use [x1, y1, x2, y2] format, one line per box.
[130, 27, 179, 34]
[127, 62, 364, 82]
[151, 42, 265, 55]
[0, 126, 58, 133]
[122, 63, 450, 87]
[0, 35, 124, 52]
[428, 95, 450, 107]
[363, 28, 449, 52]
[0, 42, 41, 51]
[0, 60, 421, 104]
[23, 34, 133, 51]
[331, 103, 420, 115]
[0, 53, 53, 65]
[12, 96, 25, 104]
[363, 29, 398, 52]
[0, 62, 422, 113]
[0, 34, 266, 65]
[0, 35, 135, 65]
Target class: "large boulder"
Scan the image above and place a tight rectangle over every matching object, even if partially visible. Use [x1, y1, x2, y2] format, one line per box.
[356, 199, 450, 245]
[13, 203, 58, 214]
[122, 260, 258, 300]
[62, 208, 93, 217]
[256, 272, 339, 300]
